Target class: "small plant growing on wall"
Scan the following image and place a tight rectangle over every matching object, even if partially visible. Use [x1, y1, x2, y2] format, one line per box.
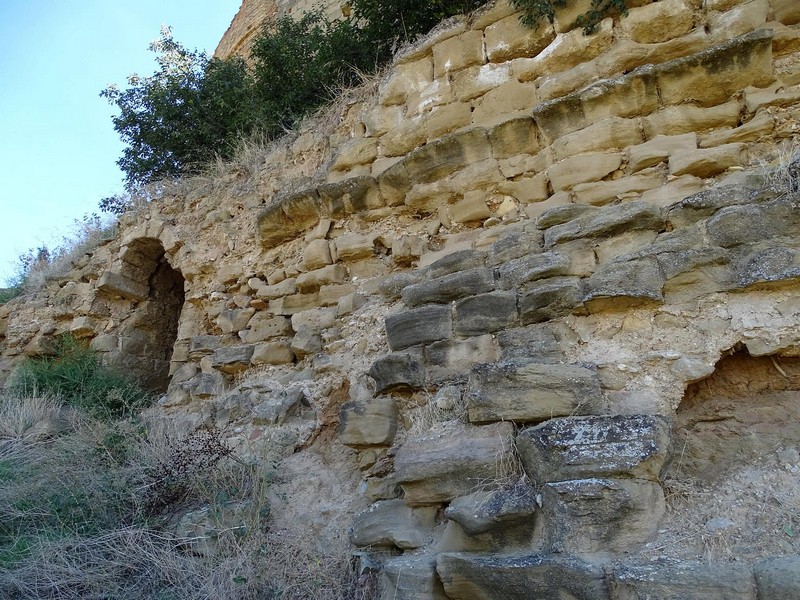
[510, 0, 629, 32]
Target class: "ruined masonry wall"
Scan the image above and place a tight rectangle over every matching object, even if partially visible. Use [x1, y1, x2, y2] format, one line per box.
[3, 0, 800, 598]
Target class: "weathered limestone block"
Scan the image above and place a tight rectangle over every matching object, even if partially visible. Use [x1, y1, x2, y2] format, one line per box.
[255, 278, 297, 300]
[395, 421, 514, 505]
[707, 196, 800, 247]
[753, 556, 800, 599]
[487, 227, 545, 266]
[612, 562, 757, 600]
[96, 271, 148, 302]
[433, 29, 485, 77]
[379, 56, 434, 106]
[537, 204, 596, 229]
[669, 143, 746, 177]
[215, 308, 255, 334]
[392, 235, 426, 265]
[188, 335, 221, 359]
[497, 172, 550, 203]
[269, 293, 320, 316]
[333, 233, 375, 262]
[542, 478, 664, 554]
[666, 183, 756, 228]
[548, 153, 623, 191]
[515, 18, 612, 81]
[449, 194, 492, 223]
[699, 109, 774, 148]
[580, 67, 661, 122]
[425, 250, 486, 278]
[644, 100, 741, 137]
[319, 283, 357, 306]
[290, 327, 322, 359]
[290, 307, 337, 333]
[554, 117, 643, 161]
[519, 276, 585, 323]
[708, 0, 769, 39]
[242, 313, 292, 344]
[629, 133, 698, 172]
[497, 324, 565, 363]
[489, 116, 540, 160]
[187, 372, 225, 400]
[318, 176, 383, 217]
[425, 102, 473, 139]
[425, 335, 499, 382]
[401, 267, 495, 307]
[257, 189, 321, 248]
[454, 291, 518, 336]
[452, 63, 511, 102]
[436, 553, 610, 600]
[544, 201, 664, 246]
[620, 0, 694, 44]
[69, 316, 97, 339]
[330, 138, 378, 172]
[381, 556, 448, 600]
[737, 246, 800, 288]
[407, 77, 456, 116]
[656, 29, 775, 107]
[497, 252, 571, 290]
[472, 80, 539, 126]
[340, 396, 398, 447]
[368, 350, 426, 394]
[296, 265, 348, 293]
[350, 499, 436, 549]
[485, 12, 554, 63]
[584, 257, 665, 311]
[385, 305, 453, 351]
[517, 415, 670, 483]
[211, 345, 254, 375]
[404, 128, 490, 185]
[772, 0, 800, 24]
[375, 271, 425, 300]
[362, 104, 404, 137]
[380, 116, 428, 157]
[467, 362, 602, 424]
[445, 484, 537, 535]
[250, 341, 294, 366]
[573, 169, 665, 207]
[250, 386, 304, 426]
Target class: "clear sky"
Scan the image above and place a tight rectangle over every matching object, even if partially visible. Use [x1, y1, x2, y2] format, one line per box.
[0, 0, 241, 284]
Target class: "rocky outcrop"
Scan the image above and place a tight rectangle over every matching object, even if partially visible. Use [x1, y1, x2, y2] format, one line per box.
[3, 0, 800, 597]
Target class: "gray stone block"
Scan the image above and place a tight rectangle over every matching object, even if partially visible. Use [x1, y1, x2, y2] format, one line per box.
[445, 482, 537, 535]
[737, 246, 800, 289]
[454, 291, 518, 336]
[211, 345, 254, 374]
[542, 478, 664, 555]
[517, 414, 670, 483]
[584, 257, 665, 311]
[437, 552, 610, 600]
[402, 267, 495, 307]
[425, 335, 499, 383]
[497, 252, 571, 289]
[425, 249, 486, 278]
[496, 324, 565, 363]
[544, 201, 664, 247]
[467, 362, 602, 424]
[375, 271, 424, 299]
[368, 350, 426, 394]
[707, 196, 800, 248]
[666, 184, 757, 228]
[519, 276, 585, 324]
[339, 396, 398, 448]
[350, 499, 437, 549]
[385, 305, 453, 351]
[613, 562, 756, 600]
[381, 556, 448, 600]
[486, 227, 544, 266]
[754, 556, 800, 599]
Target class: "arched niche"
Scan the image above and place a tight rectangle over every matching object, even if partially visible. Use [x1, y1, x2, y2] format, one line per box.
[97, 237, 185, 392]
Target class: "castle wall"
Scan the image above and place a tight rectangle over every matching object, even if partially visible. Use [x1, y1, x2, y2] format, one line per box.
[3, 0, 800, 596]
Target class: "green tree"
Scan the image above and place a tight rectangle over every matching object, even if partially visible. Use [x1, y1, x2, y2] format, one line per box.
[102, 27, 258, 187]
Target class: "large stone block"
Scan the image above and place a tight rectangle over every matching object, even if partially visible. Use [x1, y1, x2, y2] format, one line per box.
[736, 246, 800, 289]
[96, 271, 149, 302]
[385, 305, 453, 351]
[572, 169, 665, 207]
[707, 197, 800, 248]
[772, 0, 800, 24]
[753, 556, 800, 599]
[612, 562, 757, 600]
[401, 267, 496, 307]
[242, 313, 292, 343]
[350, 499, 436, 549]
[340, 396, 398, 448]
[404, 128, 490, 185]
[368, 350, 426, 394]
[395, 421, 514, 505]
[542, 478, 664, 555]
[381, 556, 448, 600]
[445, 484, 537, 535]
[544, 201, 665, 246]
[257, 189, 320, 248]
[379, 56, 434, 106]
[656, 29, 775, 108]
[628, 133, 698, 173]
[497, 252, 571, 289]
[669, 143, 745, 178]
[437, 553, 610, 600]
[317, 176, 383, 217]
[554, 117, 643, 161]
[643, 100, 741, 137]
[433, 29, 485, 77]
[452, 63, 512, 102]
[497, 324, 565, 363]
[620, 0, 694, 44]
[454, 291, 518, 336]
[517, 414, 670, 483]
[467, 362, 603, 424]
[584, 257, 665, 311]
[211, 346, 254, 375]
[519, 276, 585, 324]
[472, 80, 538, 126]
[489, 116, 540, 160]
[425, 335, 499, 382]
[296, 264, 348, 293]
[548, 153, 623, 191]
[426, 249, 487, 278]
[484, 12, 554, 62]
[250, 341, 294, 366]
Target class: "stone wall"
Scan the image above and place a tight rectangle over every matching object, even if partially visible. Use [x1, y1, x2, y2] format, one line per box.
[3, 0, 800, 597]
[215, 0, 346, 59]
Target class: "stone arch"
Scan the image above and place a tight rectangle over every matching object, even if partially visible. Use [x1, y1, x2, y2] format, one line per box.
[98, 237, 185, 392]
[672, 347, 800, 482]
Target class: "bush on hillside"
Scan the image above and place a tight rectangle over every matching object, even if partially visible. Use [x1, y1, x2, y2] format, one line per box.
[9, 334, 152, 420]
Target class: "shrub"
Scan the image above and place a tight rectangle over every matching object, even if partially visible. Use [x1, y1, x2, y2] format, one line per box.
[510, 0, 629, 31]
[9, 335, 152, 420]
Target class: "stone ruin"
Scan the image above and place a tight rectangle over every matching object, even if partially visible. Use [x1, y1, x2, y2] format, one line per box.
[3, 0, 800, 597]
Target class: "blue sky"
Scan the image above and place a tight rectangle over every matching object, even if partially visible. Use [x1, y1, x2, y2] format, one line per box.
[0, 0, 241, 284]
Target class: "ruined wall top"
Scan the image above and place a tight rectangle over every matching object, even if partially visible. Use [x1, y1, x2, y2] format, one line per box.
[215, 0, 346, 60]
